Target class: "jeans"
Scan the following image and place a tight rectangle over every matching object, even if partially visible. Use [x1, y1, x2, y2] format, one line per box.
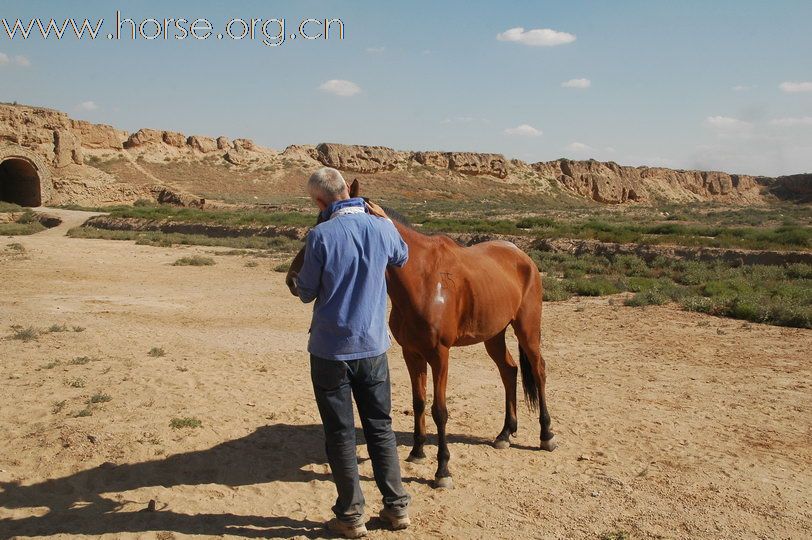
[310, 352, 410, 524]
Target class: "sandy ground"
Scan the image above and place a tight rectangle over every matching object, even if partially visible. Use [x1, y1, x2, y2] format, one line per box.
[0, 209, 810, 539]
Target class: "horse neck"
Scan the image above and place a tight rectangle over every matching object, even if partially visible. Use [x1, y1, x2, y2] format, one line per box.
[387, 220, 431, 300]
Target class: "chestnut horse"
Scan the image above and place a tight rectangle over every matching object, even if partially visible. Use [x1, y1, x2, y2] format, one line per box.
[286, 180, 556, 488]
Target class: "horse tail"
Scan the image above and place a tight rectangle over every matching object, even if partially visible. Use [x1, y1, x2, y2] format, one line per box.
[518, 346, 540, 413]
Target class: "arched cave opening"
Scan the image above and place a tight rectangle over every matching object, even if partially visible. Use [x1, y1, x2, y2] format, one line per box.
[0, 158, 42, 207]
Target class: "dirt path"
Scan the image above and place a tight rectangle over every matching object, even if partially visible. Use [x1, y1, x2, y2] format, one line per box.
[0, 217, 810, 539]
[33, 207, 108, 238]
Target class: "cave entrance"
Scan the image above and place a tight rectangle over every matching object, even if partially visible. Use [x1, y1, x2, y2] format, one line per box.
[0, 158, 42, 207]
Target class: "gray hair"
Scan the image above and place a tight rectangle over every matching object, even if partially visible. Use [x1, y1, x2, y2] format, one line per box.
[308, 167, 348, 199]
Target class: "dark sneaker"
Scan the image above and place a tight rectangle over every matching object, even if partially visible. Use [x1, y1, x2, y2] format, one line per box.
[326, 517, 368, 538]
[379, 507, 411, 530]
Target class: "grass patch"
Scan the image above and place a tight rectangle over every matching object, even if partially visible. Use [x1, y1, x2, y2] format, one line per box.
[273, 261, 291, 272]
[68, 226, 303, 252]
[51, 400, 67, 414]
[542, 277, 573, 301]
[66, 377, 86, 388]
[172, 255, 215, 266]
[148, 347, 166, 357]
[103, 204, 314, 228]
[0, 201, 23, 212]
[599, 532, 630, 540]
[416, 212, 811, 251]
[170, 417, 202, 429]
[0, 221, 46, 236]
[11, 326, 40, 341]
[73, 326, 86, 332]
[74, 406, 93, 418]
[5, 242, 25, 252]
[530, 250, 811, 328]
[42, 360, 61, 369]
[69, 356, 95, 365]
[245, 260, 259, 267]
[48, 324, 70, 333]
[565, 277, 621, 296]
[88, 392, 112, 404]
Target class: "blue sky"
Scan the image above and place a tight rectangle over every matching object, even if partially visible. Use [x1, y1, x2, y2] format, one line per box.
[1, 0, 810, 176]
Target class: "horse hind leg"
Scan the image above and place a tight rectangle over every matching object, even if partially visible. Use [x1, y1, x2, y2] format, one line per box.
[484, 330, 518, 449]
[512, 314, 557, 452]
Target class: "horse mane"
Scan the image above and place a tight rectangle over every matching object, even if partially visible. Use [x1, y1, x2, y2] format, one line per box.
[381, 205, 470, 248]
[381, 206, 413, 228]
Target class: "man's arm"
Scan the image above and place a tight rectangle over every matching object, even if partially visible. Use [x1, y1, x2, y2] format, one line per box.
[387, 223, 409, 268]
[296, 230, 324, 303]
[366, 201, 408, 267]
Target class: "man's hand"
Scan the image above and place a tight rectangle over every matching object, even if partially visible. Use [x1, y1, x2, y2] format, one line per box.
[366, 201, 388, 219]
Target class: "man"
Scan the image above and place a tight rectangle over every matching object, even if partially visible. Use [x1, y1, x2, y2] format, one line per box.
[290, 167, 411, 538]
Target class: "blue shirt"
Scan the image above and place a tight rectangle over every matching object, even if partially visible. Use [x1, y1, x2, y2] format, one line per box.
[297, 197, 409, 361]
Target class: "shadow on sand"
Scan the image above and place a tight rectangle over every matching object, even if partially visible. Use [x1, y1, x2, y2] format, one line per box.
[0, 423, 507, 538]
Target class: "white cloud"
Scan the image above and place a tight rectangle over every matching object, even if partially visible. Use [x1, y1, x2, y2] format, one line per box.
[566, 142, 593, 152]
[704, 116, 752, 131]
[76, 101, 98, 111]
[365, 46, 385, 54]
[1, 54, 32, 67]
[732, 85, 752, 92]
[504, 124, 542, 137]
[441, 116, 475, 125]
[562, 78, 591, 89]
[496, 27, 576, 47]
[318, 79, 361, 97]
[779, 81, 812, 93]
[769, 116, 812, 127]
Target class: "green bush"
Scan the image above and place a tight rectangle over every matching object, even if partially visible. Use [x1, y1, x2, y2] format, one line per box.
[785, 263, 812, 279]
[542, 277, 572, 301]
[172, 255, 215, 266]
[565, 277, 621, 296]
[611, 254, 652, 277]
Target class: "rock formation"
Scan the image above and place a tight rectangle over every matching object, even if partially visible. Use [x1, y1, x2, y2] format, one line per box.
[124, 128, 163, 148]
[186, 135, 218, 153]
[234, 138, 256, 151]
[531, 159, 763, 204]
[315, 143, 400, 173]
[0, 102, 808, 207]
[162, 131, 186, 148]
[761, 174, 812, 203]
[70, 120, 125, 150]
[414, 151, 509, 178]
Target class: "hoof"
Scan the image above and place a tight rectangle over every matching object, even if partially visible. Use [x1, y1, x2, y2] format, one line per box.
[406, 454, 426, 464]
[493, 439, 510, 450]
[433, 476, 453, 489]
[540, 436, 558, 452]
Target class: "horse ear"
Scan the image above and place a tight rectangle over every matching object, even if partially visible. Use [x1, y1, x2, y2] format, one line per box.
[349, 179, 360, 198]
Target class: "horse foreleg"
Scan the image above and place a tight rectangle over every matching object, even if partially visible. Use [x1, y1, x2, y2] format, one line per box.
[484, 331, 518, 449]
[427, 346, 453, 488]
[404, 351, 428, 464]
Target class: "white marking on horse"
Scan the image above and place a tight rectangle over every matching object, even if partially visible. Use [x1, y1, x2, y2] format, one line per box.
[434, 282, 446, 304]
